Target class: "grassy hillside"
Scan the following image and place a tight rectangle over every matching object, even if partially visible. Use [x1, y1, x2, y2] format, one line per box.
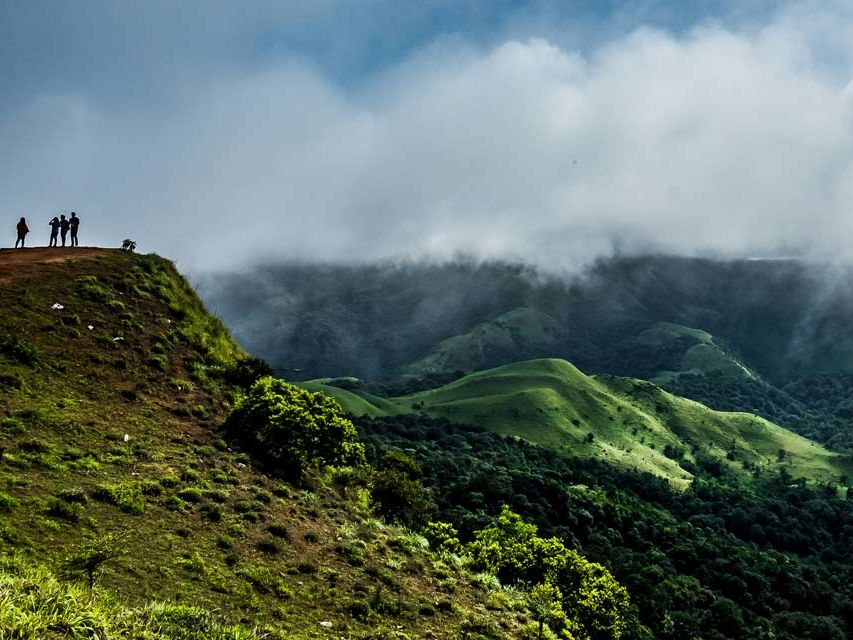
[405, 307, 563, 377]
[307, 359, 853, 488]
[0, 250, 527, 639]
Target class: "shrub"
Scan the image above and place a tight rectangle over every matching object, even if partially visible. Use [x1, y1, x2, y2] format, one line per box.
[0, 492, 17, 511]
[75, 276, 112, 303]
[58, 488, 89, 504]
[370, 452, 435, 529]
[222, 356, 274, 387]
[93, 483, 145, 515]
[335, 540, 366, 567]
[267, 523, 289, 539]
[0, 418, 24, 434]
[0, 337, 39, 365]
[164, 496, 187, 512]
[202, 489, 229, 503]
[256, 537, 281, 555]
[62, 532, 126, 590]
[160, 474, 180, 488]
[224, 377, 365, 480]
[177, 487, 203, 503]
[45, 497, 83, 523]
[348, 599, 371, 621]
[423, 521, 462, 555]
[139, 480, 163, 496]
[200, 503, 223, 522]
[0, 373, 22, 390]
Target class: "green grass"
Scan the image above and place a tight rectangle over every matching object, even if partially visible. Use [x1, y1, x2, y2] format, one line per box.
[305, 358, 853, 488]
[0, 250, 526, 639]
[636, 322, 758, 384]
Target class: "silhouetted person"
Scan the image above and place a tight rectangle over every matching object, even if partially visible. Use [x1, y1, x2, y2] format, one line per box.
[69, 212, 80, 247]
[48, 217, 60, 247]
[15, 217, 29, 248]
[59, 214, 69, 247]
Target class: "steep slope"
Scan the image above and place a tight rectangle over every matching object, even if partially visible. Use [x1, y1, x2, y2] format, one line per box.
[306, 359, 853, 488]
[0, 250, 525, 638]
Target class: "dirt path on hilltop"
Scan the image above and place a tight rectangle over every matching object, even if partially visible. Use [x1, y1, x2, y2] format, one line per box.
[0, 247, 115, 284]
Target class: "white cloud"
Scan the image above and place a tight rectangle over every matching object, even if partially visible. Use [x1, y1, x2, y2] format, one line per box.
[4, 6, 853, 271]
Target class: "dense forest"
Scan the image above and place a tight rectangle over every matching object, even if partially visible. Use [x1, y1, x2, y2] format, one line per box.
[358, 414, 853, 640]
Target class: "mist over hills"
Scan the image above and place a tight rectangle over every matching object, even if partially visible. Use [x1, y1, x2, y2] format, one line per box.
[200, 254, 853, 383]
[199, 253, 853, 451]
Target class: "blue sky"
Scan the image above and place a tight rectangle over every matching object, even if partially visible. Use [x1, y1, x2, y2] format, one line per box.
[0, 0, 781, 109]
[3, 1, 853, 270]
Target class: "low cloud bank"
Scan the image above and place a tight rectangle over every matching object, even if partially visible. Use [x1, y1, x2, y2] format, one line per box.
[4, 4, 853, 271]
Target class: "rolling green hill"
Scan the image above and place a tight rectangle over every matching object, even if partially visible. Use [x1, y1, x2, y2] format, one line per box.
[0, 250, 527, 639]
[405, 307, 564, 377]
[307, 359, 853, 488]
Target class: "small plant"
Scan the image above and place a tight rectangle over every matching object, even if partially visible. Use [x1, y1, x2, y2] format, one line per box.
[45, 497, 83, 523]
[75, 275, 112, 303]
[267, 522, 289, 539]
[0, 492, 17, 511]
[0, 337, 39, 365]
[164, 496, 187, 512]
[160, 473, 180, 488]
[63, 532, 126, 591]
[255, 537, 281, 555]
[0, 418, 24, 435]
[58, 488, 89, 504]
[177, 487, 203, 503]
[200, 502, 223, 522]
[139, 480, 163, 496]
[93, 482, 145, 515]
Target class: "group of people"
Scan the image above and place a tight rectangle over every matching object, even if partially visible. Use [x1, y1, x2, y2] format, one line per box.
[14, 213, 81, 249]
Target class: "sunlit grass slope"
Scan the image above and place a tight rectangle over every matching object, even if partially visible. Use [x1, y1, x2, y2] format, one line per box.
[0, 250, 524, 639]
[307, 359, 853, 488]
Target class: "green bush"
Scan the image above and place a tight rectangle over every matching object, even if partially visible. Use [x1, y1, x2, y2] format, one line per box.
[370, 451, 435, 528]
[200, 503, 223, 522]
[58, 488, 89, 504]
[255, 537, 281, 555]
[164, 496, 187, 512]
[178, 487, 204, 503]
[75, 276, 112, 303]
[0, 418, 24, 434]
[0, 492, 17, 511]
[45, 497, 83, 523]
[0, 337, 39, 365]
[224, 377, 365, 480]
[267, 523, 289, 539]
[467, 506, 630, 640]
[93, 483, 145, 515]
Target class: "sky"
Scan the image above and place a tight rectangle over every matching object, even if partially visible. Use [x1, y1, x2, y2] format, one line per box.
[3, 0, 853, 272]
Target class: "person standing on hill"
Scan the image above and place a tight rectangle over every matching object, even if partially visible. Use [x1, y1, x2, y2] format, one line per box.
[14, 217, 29, 248]
[59, 214, 69, 247]
[69, 212, 80, 247]
[48, 216, 60, 247]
